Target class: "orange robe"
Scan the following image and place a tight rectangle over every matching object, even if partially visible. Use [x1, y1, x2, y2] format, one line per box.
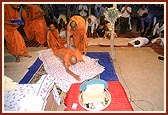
[4, 4, 29, 57]
[22, 7, 35, 41]
[47, 29, 66, 48]
[67, 16, 88, 54]
[22, 5, 47, 45]
[52, 47, 83, 67]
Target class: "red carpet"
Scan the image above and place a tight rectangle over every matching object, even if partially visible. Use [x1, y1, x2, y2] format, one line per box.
[116, 30, 140, 38]
[64, 81, 133, 111]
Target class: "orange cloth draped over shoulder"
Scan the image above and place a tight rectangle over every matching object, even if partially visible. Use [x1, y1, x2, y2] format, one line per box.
[4, 4, 28, 57]
[47, 29, 66, 48]
[67, 16, 88, 54]
[47, 29, 60, 48]
[22, 4, 47, 45]
[22, 6, 34, 41]
[52, 47, 83, 67]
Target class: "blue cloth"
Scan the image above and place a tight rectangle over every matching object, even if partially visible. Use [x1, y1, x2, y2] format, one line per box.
[10, 19, 23, 26]
[141, 13, 154, 27]
[86, 52, 118, 81]
[80, 79, 108, 91]
[19, 58, 43, 84]
[20, 52, 118, 84]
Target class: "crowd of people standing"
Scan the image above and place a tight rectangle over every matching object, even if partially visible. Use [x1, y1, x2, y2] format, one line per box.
[4, 4, 164, 63]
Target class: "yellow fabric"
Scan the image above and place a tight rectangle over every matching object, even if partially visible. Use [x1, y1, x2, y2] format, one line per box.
[58, 14, 67, 24]
[4, 76, 18, 92]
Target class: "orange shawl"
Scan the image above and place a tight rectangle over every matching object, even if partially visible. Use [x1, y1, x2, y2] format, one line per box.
[22, 4, 47, 45]
[47, 29, 60, 48]
[47, 29, 66, 48]
[4, 4, 28, 56]
[67, 16, 88, 54]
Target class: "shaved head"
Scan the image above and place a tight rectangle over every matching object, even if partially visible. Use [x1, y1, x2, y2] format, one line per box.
[69, 55, 77, 65]
[70, 21, 77, 30]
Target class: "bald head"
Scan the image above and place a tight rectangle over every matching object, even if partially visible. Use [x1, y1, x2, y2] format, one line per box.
[70, 21, 77, 30]
[69, 55, 77, 65]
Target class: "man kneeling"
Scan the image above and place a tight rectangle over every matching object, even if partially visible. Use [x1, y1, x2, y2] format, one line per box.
[52, 47, 84, 81]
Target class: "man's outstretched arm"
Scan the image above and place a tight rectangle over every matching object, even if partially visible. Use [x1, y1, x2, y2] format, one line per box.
[64, 63, 81, 81]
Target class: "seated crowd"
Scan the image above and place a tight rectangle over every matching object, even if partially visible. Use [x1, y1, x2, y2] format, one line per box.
[4, 4, 164, 63]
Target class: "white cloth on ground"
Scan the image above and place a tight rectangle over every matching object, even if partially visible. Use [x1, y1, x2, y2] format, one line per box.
[4, 76, 18, 92]
[4, 74, 60, 111]
[39, 49, 105, 92]
[129, 37, 149, 47]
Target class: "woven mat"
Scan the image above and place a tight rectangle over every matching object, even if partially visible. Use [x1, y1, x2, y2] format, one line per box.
[29, 65, 47, 84]
[88, 38, 132, 47]
[25, 39, 48, 47]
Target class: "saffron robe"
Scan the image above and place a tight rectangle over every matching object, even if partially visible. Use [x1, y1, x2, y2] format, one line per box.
[22, 4, 47, 45]
[47, 29, 66, 48]
[4, 4, 29, 57]
[67, 16, 88, 54]
[52, 47, 83, 67]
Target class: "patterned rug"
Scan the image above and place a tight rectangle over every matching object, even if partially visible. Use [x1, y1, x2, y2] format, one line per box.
[28, 64, 99, 98]
[29, 52, 118, 84]
[29, 65, 63, 95]
[29, 64, 100, 84]
[29, 65, 47, 84]
[25, 39, 48, 47]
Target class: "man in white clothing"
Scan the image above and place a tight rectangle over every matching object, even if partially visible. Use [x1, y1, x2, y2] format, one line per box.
[119, 4, 132, 35]
[86, 15, 98, 38]
[151, 30, 164, 46]
[78, 4, 88, 20]
[128, 37, 150, 47]
[152, 30, 164, 61]
[136, 4, 148, 32]
[137, 4, 148, 17]
[152, 20, 164, 38]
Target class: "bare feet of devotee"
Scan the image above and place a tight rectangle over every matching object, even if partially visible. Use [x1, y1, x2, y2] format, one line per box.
[15, 56, 20, 63]
[24, 55, 32, 58]
[40, 44, 45, 47]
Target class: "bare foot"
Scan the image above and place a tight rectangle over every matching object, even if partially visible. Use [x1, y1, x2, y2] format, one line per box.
[24, 55, 32, 58]
[40, 44, 45, 47]
[16, 56, 20, 63]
